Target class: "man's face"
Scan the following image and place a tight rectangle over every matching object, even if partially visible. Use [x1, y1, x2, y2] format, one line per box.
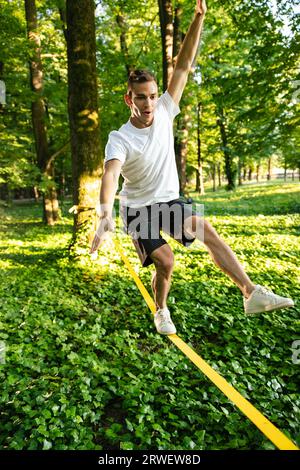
[125, 80, 158, 127]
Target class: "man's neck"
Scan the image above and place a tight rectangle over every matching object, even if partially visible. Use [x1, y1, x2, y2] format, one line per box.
[130, 116, 153, 129]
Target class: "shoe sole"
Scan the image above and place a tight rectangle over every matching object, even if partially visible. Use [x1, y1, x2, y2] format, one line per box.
[245, 300, 294, 315]
[155, 328, 177, 335]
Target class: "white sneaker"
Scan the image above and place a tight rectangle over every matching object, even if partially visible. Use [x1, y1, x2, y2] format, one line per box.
[154, 307, 176, 335]
[244, 284, 294, 315]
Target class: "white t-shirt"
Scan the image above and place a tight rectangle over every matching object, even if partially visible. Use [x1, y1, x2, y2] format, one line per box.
[105, 91, 180, 208]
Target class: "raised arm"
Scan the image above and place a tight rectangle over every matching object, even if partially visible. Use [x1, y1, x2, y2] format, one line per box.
[167, 0, 206, 106]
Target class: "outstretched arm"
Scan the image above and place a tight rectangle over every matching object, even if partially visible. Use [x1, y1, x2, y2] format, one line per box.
[167, 0, 206, 106]
[90, 159, 122, 254]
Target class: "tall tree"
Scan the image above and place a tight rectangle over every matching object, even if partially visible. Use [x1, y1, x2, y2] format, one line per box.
[216, 105, 235, 190]
[201, 0, 300, 190]
[196, 101, 205, 194]
[66, 0, 102, 255]
[158, 0, 174, 90]
[116, 13, 132, 75]
[159, 0, 194, 195]
[24, 0, 59, 224]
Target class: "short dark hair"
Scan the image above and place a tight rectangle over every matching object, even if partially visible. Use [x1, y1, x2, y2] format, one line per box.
[127, 69, 157, 95]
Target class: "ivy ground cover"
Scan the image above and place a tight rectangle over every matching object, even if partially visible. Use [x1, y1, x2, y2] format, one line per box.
[0, 181, 299, 450]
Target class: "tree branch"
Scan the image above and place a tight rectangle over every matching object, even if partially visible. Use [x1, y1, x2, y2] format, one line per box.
[46, 140, 70, 171]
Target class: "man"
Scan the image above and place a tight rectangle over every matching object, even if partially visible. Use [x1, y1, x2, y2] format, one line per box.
[90, 0, 294, 335]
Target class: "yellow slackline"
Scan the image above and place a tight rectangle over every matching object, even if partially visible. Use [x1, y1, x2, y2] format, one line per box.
[114, 236, 299, 451]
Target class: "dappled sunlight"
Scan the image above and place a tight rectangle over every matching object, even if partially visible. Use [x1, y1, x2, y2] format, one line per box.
[77, 109, 99, 132]
[1, 0, 299, 451]
[193, 182, 300, 217]
[0, 182, 299, 451]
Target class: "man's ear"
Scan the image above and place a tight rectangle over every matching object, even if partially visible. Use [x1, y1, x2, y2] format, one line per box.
[124, 93, 132, 107]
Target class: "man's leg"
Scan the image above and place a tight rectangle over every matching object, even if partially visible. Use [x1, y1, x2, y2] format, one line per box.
[185, 216, 255, 298]
[149, 244, 176, 334]
[184, 215, 294, 314]
[150, 244, 174, 308]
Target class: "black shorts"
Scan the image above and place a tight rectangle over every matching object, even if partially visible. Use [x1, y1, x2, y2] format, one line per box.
[120, 199, 198, 267]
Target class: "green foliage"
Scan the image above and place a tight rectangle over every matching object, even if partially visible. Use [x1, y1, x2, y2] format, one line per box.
[0, 0, 299, 196]
[96, 0, 161, 146]
[192, 0, 300, 187]
[0, 181, 299, 449]
[0, 0, 69, 195]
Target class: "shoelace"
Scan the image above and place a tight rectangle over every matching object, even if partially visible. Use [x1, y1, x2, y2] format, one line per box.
[156, 310, 172, 325]
[256, 285, 274, 296]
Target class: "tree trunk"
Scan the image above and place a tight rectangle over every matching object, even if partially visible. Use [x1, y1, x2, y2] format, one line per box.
[217, 164, 222, 187]
[158, 0, 174, 90]
[238, 158, 243, 186]
[248, 168, 252, 181]
[172, 4, 182, 65]
[58, 6, 68, 42]
[25, 0, 59, 225]
[256, 163, 260, 182]
[33, 186, 39, 201]
[212, 164, 216, 192]
[60, 171, 66, 202]
[217, 108, 235, 190]
[66, 0, 102, 256]
[175, 107, 189, 194]
[116, 14, 131, 76]
[196, 102, 204, 194]
[267, 157, 272, 180]
[284, 158, 287, 181]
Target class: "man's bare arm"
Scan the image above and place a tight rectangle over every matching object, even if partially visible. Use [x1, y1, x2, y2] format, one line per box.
[90, 159, 122, 253]
[167, 0, 206, 106]
[100, 159, 122, 217]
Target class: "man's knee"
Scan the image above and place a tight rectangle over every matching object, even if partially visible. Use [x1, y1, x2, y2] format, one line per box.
[184, 216, 219, 246]
[151, 245, 174, 276]
[155, 254, 174, 275]
[203, 220, 220, 246]
[184, 215, 204, 242]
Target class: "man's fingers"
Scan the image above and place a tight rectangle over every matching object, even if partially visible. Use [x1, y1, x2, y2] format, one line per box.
[90, 234, 103, 253]
[196, 0, 207, 15]
[108, 219, 116, 232]
[90, 231, 111, 254]
[90, 217, 114, 254]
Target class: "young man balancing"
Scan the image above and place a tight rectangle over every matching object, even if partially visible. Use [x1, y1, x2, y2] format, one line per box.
[90, 0, 294, 335]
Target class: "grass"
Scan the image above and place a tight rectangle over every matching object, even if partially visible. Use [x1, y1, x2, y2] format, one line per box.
[0, 180, 299, 450]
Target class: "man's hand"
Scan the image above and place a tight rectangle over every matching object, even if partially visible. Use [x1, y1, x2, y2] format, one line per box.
[90, 215, 115, 254]
[195, 0, 207, 16]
